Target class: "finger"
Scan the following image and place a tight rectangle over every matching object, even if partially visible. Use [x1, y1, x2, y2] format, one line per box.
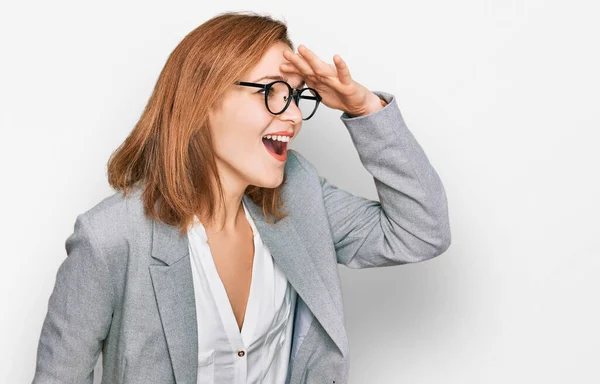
[283, 49, 314, 77]
[333, 54, 352, 85]
[279, 62, 302, 76]
[297, 45, 335, 77]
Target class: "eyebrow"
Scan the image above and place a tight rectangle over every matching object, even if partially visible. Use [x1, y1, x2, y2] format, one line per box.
[252, 75, 306, 89]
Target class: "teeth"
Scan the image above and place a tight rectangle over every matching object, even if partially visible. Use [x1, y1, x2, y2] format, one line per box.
[262, 135, 290, 142]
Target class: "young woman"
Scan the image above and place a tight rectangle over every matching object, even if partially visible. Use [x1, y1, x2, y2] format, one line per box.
[32, 11, 451, 384]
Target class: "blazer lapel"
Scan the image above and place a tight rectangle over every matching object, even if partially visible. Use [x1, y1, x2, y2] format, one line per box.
[149, 219, 198, 384]
[147, 171, 349, 383]
[243, 195, 349, 358]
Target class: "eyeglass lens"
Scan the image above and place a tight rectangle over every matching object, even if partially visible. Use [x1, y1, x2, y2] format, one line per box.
[267, 81, 318, 120]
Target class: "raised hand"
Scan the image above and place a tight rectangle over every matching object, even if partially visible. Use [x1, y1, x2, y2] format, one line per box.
[281, 44, 386, 117]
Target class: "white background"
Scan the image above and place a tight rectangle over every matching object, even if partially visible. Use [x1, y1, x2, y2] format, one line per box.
[1, 0, 599, 383]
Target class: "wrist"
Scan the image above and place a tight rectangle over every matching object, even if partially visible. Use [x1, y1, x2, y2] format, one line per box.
[348, 92, 387, 117]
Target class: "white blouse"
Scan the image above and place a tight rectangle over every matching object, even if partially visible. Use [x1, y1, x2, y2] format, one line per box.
[188, 199, 297, 384]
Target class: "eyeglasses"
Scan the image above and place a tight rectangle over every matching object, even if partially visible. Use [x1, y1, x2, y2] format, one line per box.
[234, 80, 322, 121]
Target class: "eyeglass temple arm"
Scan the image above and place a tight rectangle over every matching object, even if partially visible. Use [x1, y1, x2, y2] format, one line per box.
[235, 81, 266, 89]
[235, 81, 321, 101]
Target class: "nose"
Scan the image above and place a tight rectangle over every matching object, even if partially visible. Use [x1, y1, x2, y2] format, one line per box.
[278, 94, 303, 124]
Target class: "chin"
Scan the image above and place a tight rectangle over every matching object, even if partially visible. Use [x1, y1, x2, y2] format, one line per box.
[255, 172, 284, 189]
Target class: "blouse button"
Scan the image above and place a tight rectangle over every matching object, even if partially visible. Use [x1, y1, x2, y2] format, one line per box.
[237, 350, 245, 357]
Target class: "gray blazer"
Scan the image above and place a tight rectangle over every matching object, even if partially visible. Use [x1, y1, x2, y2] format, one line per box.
[32, 91, 451, 384]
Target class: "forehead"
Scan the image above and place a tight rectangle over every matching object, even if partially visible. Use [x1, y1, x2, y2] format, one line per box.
[245, 41, 304, 86]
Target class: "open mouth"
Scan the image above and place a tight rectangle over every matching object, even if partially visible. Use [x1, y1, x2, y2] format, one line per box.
[262, 137, 287, 157]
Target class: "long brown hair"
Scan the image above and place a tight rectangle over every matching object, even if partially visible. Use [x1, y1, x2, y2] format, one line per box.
[107, 11, 295, 235]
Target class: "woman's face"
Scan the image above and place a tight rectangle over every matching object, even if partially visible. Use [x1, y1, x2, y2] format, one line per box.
[207, 41, 305, 191]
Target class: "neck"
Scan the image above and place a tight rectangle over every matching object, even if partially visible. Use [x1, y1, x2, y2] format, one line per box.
[201, 166, 248, 235]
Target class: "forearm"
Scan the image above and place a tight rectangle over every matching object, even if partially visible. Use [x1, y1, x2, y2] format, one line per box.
[339, 90, 451, 262]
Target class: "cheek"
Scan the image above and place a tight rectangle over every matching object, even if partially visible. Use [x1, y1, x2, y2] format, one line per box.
[239, 93, 276, 122]
[213, 115, 270, 157]
[231, 106, 273, 136]
[209, 97, 276, 156]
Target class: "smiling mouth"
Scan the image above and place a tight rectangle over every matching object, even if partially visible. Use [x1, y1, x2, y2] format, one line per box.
[262, 137, 287, 156]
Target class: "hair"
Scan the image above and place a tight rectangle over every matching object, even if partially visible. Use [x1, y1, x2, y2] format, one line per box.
[107, 11, 295, 236]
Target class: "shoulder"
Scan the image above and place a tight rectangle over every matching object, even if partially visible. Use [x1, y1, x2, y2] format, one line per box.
[83, 186, 147, 228]
[287, 149, 328, 188]
[287, 149, 320, 179]
[73, 186, 151, 260]
[85, 186, 146, 221]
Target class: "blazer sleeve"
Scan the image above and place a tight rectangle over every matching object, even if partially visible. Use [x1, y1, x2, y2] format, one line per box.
[291, 90, 451, 269]
[32, 214, 115, 384]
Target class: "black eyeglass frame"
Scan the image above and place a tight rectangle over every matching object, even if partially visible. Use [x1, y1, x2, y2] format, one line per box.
[234, 80, 323, 121]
